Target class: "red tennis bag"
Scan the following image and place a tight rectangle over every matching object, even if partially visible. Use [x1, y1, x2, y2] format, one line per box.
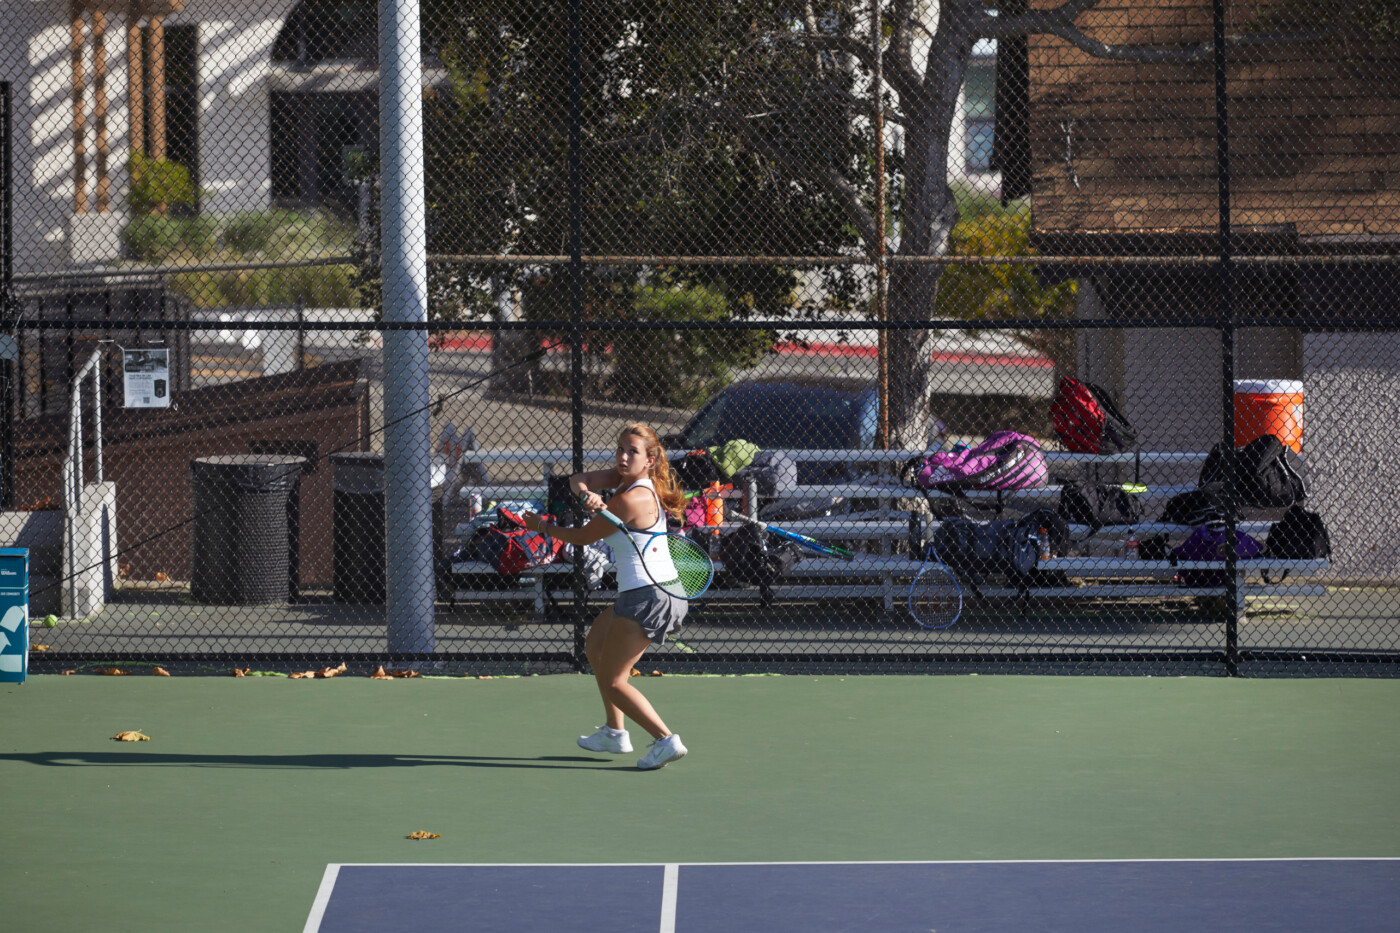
[477, 507, 564, 576]
[1050, 376, 1137, 454]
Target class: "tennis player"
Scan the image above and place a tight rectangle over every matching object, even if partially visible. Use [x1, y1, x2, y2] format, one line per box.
[521, 423, 690, 771]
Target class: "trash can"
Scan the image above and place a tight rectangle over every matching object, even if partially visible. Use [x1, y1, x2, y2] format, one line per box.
[190, 455, 306, 605]
[0, 548, 28, 684]
[1233, 379, 1304, 453]
[331, 453, 445, 604]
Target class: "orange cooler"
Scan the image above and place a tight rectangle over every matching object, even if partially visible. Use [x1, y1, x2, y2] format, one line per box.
[1233, 379, 1303, 453]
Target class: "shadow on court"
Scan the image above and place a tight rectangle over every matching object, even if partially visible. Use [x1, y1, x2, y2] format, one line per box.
[0, 752, 635, 771]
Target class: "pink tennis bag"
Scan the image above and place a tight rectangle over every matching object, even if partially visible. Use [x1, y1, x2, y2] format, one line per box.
[902, 431, 1049, 492]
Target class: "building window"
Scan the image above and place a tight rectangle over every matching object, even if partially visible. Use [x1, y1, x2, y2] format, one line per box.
[964, 56, 995, 172]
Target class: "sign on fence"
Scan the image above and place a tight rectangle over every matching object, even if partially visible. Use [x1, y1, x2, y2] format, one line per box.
[123, 348, 171, 409]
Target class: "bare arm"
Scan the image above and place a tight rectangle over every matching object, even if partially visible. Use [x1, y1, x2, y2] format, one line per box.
[571, 467, 621, 513]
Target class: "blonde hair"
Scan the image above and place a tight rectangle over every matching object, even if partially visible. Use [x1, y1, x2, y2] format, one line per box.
[619, 423, 686, 520]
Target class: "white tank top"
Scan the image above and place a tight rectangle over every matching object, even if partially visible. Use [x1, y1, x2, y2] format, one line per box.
[605, 478, 677, 593]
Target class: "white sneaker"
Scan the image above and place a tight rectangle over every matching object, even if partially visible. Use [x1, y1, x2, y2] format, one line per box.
[578, 726, 632, 754]
[636, 734, 687, 771]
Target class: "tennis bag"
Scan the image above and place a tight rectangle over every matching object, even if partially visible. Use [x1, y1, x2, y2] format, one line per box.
[1057, 481, 1143, 531]
[931, 516, 1039, 584]
[1050, 376, 1137, 454]
[1170, 523, 1264, 587]
[1198, 434, 1306, 509]
[1160, 488, 1238, 527]
[476, 507, 564, 577]
[902, 431, 1048, 493]
[718, 522, 801, 587]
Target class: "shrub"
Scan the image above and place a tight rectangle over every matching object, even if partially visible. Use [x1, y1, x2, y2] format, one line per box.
[127, 151, 197, 215]
[610, 284, 771, 409]
[122, 214, 184, 262]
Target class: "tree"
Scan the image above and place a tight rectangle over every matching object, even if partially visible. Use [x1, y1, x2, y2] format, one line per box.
[413, 0, 1320, 442]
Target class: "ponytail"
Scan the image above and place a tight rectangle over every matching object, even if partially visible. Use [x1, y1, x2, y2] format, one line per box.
[620, 423, 686, 520]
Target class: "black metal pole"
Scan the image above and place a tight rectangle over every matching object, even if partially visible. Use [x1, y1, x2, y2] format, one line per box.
[568, 0, 587, 671]
[1214, 0, 1239, 675]
[1, 81, 13, 508]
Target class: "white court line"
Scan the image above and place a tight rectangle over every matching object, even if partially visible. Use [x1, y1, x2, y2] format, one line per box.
[324, 857, 1400, 868]
[303, 864, 341, 933]
[659, 863, 679, 933]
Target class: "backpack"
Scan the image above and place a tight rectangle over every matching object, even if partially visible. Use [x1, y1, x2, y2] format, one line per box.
[475, 507, 564, 577]
[1170, 524, 1264, 587]
[1057, 481, 1144, 532]
[718, 522, 801, 587]
[670, 450, 721, 491]
[1050, 376, 1137, 454]
[734, 449, 798, 498]
[1199, 434, 1306, 509]
[901, 431, 1048, 493]
[1262, 505, 1331, 582]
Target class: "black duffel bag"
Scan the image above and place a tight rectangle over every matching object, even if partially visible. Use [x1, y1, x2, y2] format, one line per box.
[931, 516, 1038, 585]
[718, 522, 801, 588]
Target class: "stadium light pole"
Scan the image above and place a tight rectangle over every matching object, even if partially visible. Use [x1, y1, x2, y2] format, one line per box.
[379, 0, 434, 655]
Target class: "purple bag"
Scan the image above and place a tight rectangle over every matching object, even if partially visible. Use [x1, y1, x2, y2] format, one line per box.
[1171, 524, 1264, 587]
[902, 431, 1048, 492]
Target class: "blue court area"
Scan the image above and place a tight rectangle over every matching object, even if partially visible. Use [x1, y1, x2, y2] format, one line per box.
[305, 859, 1400, 932]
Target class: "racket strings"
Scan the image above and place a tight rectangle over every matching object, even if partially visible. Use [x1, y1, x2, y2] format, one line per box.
[662, 535, 714, 598]
[910, 548, 962, 630]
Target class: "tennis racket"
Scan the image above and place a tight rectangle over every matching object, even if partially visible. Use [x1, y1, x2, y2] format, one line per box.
[593, 507, 715, 600]
[908, 544, 962, 630]
[731, 512, 856, 561]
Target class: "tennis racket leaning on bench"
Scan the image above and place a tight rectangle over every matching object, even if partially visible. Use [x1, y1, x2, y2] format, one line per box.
[592, 505, 715, 600]
[908, 543, 963, 630]
[730, 512, 857, 561]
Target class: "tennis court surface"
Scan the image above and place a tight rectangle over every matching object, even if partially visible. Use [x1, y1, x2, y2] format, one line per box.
[307, 859, 1400, 932]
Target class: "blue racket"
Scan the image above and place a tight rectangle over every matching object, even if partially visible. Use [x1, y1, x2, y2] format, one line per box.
[908, 544, 962, 630]
[593, 507, 715, 600]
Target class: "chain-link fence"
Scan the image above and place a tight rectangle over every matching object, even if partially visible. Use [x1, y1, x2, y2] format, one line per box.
[2, 2, 1397, 675]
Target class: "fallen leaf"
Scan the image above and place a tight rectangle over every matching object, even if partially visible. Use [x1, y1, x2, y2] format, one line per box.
[370, 665, 392, 680]
[154, 572, 171, 583]
[112, 730, 150, 742]
[30, 644, 49, 651]
[97, 667, 127, 676]
[315, 662, 348, 679]
[232, 668, 249, 677]
[62, 669, 76, 675]
[650, 670, 663, 677]
[118, 563, 132, 580]
[153, 667, 170, 677]
[630, 667, 642, 677]
[406, 831, 441, 840]
[289, 671, 315, 679]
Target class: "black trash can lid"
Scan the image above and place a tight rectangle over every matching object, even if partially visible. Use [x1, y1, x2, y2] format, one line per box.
[192, 455, 307, 491]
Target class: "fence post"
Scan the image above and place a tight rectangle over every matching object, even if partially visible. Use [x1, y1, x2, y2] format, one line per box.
[568, 0, 588, 672]
[1, 80, 12, 508]
[1213, 0, 1240, 675]
[379, 0, 435, 656]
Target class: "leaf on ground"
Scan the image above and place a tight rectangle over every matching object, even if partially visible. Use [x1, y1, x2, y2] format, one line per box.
[30, 644, 49, 651]
[154, 572, 171, 583]
[316, 662, 348, 679]
[406, 831, 441, 840]
[112, 730, 150, 742]
[371, 666, 419, 679]
[289, 671, 314, 679]
[153, 667, 171, 677]
[232, 668, 249, 677]
[650, 670, 663, 676]
[630, 667, 642, 677]
[97, 667, 127, 676]
[61, 669, 76, 675]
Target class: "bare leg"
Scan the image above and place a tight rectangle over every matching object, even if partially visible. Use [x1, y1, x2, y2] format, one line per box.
[587, 606, 670, 739]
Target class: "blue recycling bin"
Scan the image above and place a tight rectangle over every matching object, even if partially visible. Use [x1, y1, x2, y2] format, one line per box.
[0, 548, 29, 684]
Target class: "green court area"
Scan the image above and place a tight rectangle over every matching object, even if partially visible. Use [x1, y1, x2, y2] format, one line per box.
[3, 674, 1398, 932]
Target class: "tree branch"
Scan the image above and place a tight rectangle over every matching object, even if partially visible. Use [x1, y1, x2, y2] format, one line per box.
[713, 100, 880, 248]
[787, 34, 924, 105]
